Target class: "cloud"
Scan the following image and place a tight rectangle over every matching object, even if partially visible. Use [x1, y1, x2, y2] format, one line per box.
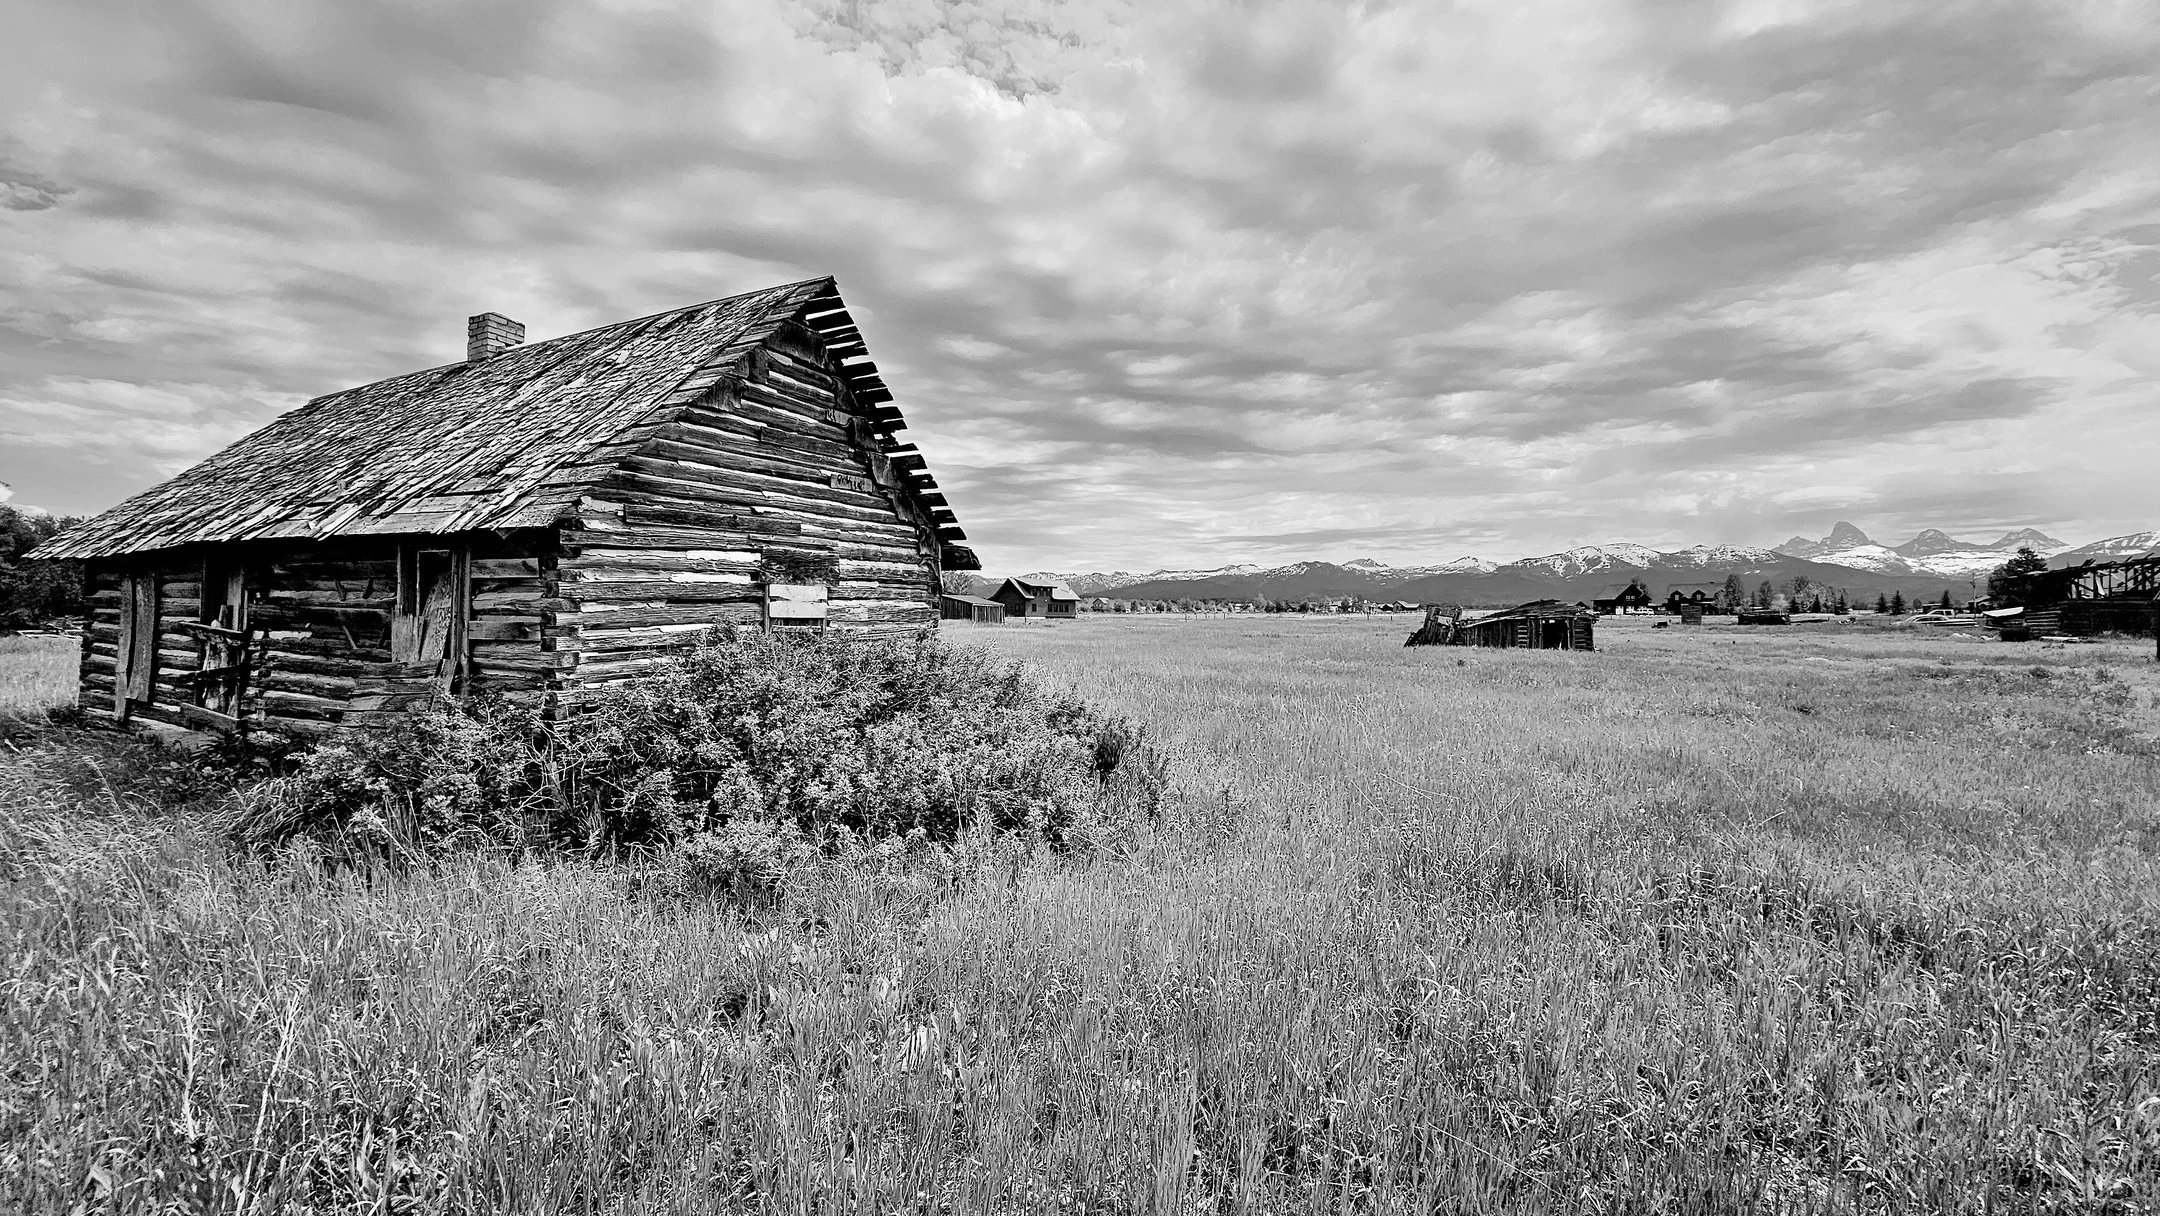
[1, 0, 2156, 570]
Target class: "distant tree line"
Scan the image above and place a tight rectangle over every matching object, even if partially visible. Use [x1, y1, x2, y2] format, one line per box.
[0, 506, 85, 630]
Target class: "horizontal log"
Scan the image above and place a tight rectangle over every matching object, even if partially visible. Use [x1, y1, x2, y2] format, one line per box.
[254, 689, 348, 719]
[265, 578, 393, 595]
[675, 407, 861, 463]
[263, 592, 395, 609]
[256, 669, 357, 699]
[257, 651, 383, 678]
[558, 528, 791, 553]
[127, 701, 202, 733]
[830, 585, 934, 602]
[260, 637, 393, 662]
[736, 388, 851, 438]
[641, 431, 856, 489]
[180, 705, 241, 733]
[473, 592, 571, 613]
[471, 558, 543, 578]
[253, 715, 338, 738]
[558, 554, 762, 578]
[270, 561, 396, 579]
[617, 502, 808, 536]
[551, 630, 708, 655]
[563, 581, 761, 604]
[568, 603, 765, 632]
[253, 603, 392, 624]
[469, 618, 540, 642]
[467, 670, 552, 693]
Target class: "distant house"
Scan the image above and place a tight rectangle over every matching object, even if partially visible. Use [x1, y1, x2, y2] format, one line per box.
[939, 593, 1005, 624]
[31, 277, 976, 738]
[1663, 583, 1722, 612]
[1592, 579, 1653, 615]
[991, 577, 1079, 620]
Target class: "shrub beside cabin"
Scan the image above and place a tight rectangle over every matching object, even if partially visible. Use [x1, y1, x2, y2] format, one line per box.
[34, 277, 977, 738]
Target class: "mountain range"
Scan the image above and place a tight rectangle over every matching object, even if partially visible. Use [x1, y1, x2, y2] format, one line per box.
[996, 524, 2158, 607]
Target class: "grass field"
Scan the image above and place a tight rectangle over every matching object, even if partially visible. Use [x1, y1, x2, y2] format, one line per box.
[4, 617, 2157, 1212]
[0, 635, 75, 713]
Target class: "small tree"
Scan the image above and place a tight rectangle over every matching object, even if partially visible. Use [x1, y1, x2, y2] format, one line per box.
[1986, 547, 2051, 605]
[1754, 580, 1775, 608]
[1874, 593, 1889, 614]
[0, 506, 86, 629]
[1890, 591, 1906, 615]
[1938, 590, 1953, 610]
[1720, 573, 1745, 612]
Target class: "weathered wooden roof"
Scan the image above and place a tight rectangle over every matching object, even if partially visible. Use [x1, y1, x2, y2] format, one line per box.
[940, 593, 1001, 607]
[1000, 577, 1079, 601]
[39, 276, 942, 560]
[1463, 599, 1598, 626]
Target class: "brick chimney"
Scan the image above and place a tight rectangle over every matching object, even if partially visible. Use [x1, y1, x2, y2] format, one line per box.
[466, 312, 525, 361]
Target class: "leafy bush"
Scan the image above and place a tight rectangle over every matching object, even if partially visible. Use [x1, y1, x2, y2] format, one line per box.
[225, 628, 1164, 864]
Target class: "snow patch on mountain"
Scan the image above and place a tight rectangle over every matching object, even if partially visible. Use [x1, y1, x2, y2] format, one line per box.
[1662, 544, 1783, 567]
[2051, 531, 2160, 566]
[1509, 544, 1667, 577]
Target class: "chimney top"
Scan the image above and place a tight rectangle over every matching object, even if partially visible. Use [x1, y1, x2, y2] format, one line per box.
[467, 312, 525, 362]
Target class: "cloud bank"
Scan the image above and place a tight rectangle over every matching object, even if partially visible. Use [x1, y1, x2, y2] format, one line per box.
[3, 0, 2156, 569]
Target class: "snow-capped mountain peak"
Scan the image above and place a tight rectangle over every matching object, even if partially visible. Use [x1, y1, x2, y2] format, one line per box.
[1511, 544, 1665, 577]
[1990, 527, 2067, 552]
[1892, 528, 1991, 557]
[1823, 521, 1872, 549]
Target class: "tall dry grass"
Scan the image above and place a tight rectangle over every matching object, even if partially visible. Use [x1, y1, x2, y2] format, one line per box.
[4, 617, 2157, 1212]
[0, 635, 75, 713]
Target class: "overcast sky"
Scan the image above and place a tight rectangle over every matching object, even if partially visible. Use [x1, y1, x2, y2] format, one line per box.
[3, 0, 2156, 572]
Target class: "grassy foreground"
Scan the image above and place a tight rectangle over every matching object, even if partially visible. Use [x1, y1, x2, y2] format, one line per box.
[3, 619, 2157, 1212]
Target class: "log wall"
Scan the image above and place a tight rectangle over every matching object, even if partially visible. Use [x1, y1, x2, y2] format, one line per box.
[555, 318, 938, 694]
[79, 532, 560, 736]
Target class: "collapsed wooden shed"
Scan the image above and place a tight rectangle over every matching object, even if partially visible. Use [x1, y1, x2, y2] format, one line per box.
[1404, 601, 1596, 650]
[34, 277, 977, 738]
[2020, 555, 2160, 638]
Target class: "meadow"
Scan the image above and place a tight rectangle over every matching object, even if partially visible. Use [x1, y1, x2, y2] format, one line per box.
[3, 618, 2157, 1213]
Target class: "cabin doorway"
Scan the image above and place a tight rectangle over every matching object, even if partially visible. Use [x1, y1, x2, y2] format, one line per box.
[393, 545, 469, 689]
[193, 558, 251, 717]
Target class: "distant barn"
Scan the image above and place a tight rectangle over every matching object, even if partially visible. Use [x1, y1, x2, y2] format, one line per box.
[1592, 579, 1652, 614]
[939, 593, 1005, 624]
[34, 277, 976, 737]
[991, 577, 1079, 620]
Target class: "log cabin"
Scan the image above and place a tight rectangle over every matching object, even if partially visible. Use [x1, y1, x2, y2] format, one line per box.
[33, 277, 978, 738]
